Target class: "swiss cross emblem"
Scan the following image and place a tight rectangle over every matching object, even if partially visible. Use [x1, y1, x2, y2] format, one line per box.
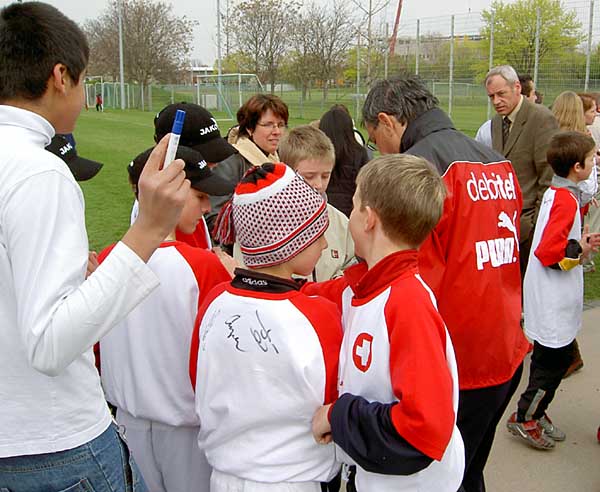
[352, 333, 373, 372]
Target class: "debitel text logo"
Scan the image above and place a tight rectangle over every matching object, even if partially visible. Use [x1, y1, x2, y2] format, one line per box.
[467, 171, 517, 202]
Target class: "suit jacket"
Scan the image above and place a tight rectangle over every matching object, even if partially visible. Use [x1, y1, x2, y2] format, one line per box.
[492, 98, 558, 243]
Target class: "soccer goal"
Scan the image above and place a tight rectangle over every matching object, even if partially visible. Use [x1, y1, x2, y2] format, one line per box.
[193, 73, 264, 121]
[85, 76, 105, 111]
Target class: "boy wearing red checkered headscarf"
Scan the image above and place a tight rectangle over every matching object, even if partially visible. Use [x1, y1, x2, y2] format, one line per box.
[189, 163, 343, 492]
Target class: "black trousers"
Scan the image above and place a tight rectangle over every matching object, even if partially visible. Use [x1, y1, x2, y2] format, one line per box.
[519, 236, 532, 281]
[321, 471, 341, 492]
[457, 364, 523, 492]
[517, 340, 575, 421]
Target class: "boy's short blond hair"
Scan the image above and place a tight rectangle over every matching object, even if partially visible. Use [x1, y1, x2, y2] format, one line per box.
[279, 125, 335, 169]
[356, 154, 446, 247]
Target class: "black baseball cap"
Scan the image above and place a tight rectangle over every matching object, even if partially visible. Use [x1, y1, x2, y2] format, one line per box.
[46, 135, 103, 181]
[154, 102, 237, 163]
[128, 146, 235, 196]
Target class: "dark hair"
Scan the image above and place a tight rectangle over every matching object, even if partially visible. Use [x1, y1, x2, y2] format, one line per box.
[518, 74, 534, 97]
[547, 131, 595, 178]
[578, 93, 596, 112]
[0, 2, 89, 102]
[535, 90, 544, 104]
[319, 106, 368, 177]
[362, 75, 439, 127]
[237, 94, 289, 137]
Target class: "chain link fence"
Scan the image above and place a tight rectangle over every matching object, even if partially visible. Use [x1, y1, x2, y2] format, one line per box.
[88, 0, 600, 136]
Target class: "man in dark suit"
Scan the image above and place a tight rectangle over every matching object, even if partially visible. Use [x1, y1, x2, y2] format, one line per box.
[487, 65, 558, 275]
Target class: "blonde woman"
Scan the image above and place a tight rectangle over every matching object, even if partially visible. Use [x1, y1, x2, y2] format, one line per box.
[552, 91, 588, 133]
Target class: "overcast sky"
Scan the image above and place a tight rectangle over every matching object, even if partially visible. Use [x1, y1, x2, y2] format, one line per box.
[1, 0, 516, 64]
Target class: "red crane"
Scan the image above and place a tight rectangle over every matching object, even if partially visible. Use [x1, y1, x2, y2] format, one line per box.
[388, 0, 403, 55]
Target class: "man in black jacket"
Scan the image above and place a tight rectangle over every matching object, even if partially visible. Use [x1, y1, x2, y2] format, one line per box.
[362, 75, 528, 492]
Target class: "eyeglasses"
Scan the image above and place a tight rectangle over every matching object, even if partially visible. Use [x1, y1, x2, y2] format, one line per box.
[256, 122, 287, 131]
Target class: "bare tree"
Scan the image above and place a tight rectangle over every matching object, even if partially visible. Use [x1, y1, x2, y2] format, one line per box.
[228, 0, 299, 93]
[350, 0, 390, 85]
[309, 1, 357, 100]
[84, 0, 196, 85]
[286, 7, 318, 102]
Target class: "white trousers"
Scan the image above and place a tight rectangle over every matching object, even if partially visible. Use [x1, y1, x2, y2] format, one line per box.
[210, 470, 321, 492]
[116, 408, 211, 492]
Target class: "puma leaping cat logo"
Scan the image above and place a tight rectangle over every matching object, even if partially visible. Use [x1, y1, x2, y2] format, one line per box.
[498, 211, 519, 251]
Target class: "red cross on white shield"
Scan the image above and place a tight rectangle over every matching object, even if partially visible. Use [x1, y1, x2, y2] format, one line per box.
[352, 333, 373, 372]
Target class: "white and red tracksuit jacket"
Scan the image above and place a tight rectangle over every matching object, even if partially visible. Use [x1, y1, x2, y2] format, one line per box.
[524, 177, 583, 348]
[304, 251, 464, 492]
[99, 241, 230, 426]
[189, 269, 342, 484]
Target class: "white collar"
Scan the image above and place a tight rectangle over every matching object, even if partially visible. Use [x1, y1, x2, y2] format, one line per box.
[0, 105, 55, 147]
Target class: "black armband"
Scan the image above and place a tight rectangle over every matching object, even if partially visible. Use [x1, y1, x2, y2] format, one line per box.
[548, 239, 582, 271]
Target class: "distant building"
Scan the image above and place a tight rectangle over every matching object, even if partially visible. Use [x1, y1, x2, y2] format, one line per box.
[395, 33, 483, 61]
[189, 60, 215, 83]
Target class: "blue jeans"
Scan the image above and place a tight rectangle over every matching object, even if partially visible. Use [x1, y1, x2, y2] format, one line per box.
[0, 423, 147, 492]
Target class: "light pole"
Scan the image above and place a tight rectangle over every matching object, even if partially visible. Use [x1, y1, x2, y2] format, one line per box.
[118, 0, 126, 110]
[216, 0, 223, 111]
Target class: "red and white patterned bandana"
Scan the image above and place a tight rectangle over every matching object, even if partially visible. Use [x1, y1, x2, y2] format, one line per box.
[232, 163, 329, 268]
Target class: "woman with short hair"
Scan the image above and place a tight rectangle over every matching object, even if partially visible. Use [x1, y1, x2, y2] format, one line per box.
[207, 94, 289, 248]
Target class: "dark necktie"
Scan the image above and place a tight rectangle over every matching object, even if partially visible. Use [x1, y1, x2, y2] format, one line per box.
[502, 116, 511, 146]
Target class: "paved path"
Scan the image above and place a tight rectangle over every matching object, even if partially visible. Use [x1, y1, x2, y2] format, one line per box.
[485, 305, 600, 491]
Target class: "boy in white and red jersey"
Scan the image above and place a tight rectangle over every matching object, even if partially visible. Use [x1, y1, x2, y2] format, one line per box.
[99, 145, 233, 492]
[130, 102, 239, 251]
[360, 76, 528, 492]
[507, 131, 600, 449]
[189, 163, 343, 492]
[309, 154, 464, 492]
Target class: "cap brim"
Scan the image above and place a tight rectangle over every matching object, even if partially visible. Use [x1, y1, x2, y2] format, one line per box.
[190, 173, 235, 196]
[67, 156, 104, 181]
[192, 137, 237, 163]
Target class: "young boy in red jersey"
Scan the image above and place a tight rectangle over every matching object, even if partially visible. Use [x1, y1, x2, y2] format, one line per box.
[309, 154, 464, 492]
[507, 131, 600, 449]
[99, 146, 233, 492]
[189, 163, 342, 492]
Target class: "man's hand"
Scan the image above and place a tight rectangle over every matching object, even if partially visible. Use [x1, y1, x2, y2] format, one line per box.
[122, 135, 190, 262]
[312, 404, 333, 445]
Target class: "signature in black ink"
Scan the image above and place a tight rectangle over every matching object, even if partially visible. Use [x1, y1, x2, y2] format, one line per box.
[250, 310, 279, 354]
[225, 314, 246, 352]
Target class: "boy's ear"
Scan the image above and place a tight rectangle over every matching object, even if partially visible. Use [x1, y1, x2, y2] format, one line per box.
[364, 205, 378, 232]
[50, 64, 69, 94]
[574, 161, 583, 172]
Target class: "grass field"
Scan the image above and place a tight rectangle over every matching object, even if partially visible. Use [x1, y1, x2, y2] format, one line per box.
[72, 106, 600, 299]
